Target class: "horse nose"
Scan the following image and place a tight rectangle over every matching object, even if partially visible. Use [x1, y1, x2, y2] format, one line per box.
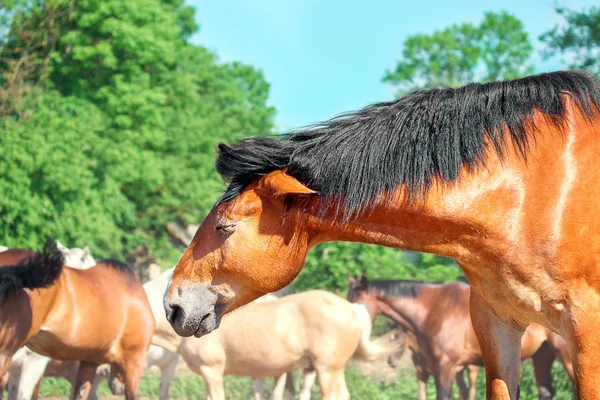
[163, 286, 219, 337]
[166, 302, 184, 327]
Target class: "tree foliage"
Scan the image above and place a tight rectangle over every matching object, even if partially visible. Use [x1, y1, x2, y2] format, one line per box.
[0, 0, 274, 262]
[294, 243, 462, 294]
[383, 11, 534, 95]
[540, 5, 600, 75]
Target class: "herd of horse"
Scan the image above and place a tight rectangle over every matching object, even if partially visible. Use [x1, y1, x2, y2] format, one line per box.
[0, 241, 580, 400]
[0, 243, 408, 400]
[1, 70, 599, 399]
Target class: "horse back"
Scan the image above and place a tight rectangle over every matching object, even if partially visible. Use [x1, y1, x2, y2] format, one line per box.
[29, 264, 154, 362]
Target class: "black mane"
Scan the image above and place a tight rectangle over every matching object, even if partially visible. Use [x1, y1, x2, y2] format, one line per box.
[216, 70, 600, 219]
[367, 279, 429, 298]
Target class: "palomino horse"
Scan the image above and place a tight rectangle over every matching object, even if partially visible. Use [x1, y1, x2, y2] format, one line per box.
[164, 70, 600, 399]
[0, 245, 154, 400]
[5, 242, 99, 400]
[132, 268, 294, 400]
[348, 276, 575, 400]
[177, 290, 398, 400]
[150, 269, 397, 400]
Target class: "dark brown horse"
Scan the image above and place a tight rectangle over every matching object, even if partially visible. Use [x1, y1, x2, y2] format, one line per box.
[164, 70, 600, 399]
[0, 245, 154, 400]
[348, 276, 575, 400]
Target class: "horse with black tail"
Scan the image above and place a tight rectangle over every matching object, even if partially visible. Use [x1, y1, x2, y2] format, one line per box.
[0, 244, 154, 400]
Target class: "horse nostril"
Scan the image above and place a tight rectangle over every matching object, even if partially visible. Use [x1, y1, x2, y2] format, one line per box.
[168, 303, 184, 325]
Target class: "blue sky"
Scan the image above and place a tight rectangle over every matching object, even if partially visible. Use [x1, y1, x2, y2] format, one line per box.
[188, 0, 597, 131]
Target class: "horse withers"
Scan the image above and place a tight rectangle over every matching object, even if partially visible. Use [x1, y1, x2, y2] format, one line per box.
[0, 244, 154, 400]
[165, 70, 600, 399]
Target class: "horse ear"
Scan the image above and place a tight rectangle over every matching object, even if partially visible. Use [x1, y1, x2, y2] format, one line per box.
[256, 170, 317, 197]
[348, 276, 356, 285]
[359, 274, 368, 287]
[56, 241, 68, 253]
[83, 246, 90, 256]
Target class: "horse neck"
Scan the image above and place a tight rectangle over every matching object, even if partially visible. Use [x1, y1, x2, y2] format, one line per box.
[0, 280, 60, 350]
[377, 291, 429, 333]
[306, 158, 521, 265]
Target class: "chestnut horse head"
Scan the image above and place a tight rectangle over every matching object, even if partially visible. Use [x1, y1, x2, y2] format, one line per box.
[164, 70, 600, 347]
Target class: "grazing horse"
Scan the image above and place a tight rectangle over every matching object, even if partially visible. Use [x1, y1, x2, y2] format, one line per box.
[0, 246, 154, 400]
[348, 276, 575, 400]
[164, 70, 600, 399]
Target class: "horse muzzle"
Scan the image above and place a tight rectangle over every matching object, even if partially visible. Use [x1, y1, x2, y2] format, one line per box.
[164, 286, 219, 337]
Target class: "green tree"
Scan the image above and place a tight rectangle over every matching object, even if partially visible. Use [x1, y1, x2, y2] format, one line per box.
[540, 5, 600, 75]
[293, 243, 461, 294]
[383, 11, 533, 95]
[0, 0, 274, 263]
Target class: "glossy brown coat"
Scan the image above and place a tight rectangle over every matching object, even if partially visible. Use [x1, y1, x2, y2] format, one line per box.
[0, 249, 154, 400]
[166, 89, 600, 399]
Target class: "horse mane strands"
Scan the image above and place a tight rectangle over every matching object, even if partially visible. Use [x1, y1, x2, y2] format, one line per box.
[217, 70, 600, 221]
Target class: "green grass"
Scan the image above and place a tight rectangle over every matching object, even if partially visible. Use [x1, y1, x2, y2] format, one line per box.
[38, 359, 574, 399]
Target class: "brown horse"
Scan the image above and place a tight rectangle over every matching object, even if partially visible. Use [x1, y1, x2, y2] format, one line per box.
[347, 276, 575, 400]
[164, 70, 600, 399]
[0, 245, 154, 400]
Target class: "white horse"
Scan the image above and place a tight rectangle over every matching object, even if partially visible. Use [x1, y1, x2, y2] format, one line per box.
[4, 242, 98, 400]
[56, 241, 96, 269]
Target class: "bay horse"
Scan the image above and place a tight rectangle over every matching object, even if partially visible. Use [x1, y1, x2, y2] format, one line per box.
[164, 70, 600, 399]
[348, 276, 575, 400]
[0, 245, 154, 400]
[5, 242, 100, 400]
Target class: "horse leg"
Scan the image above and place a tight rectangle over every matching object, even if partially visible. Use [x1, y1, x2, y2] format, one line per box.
[433, 361, 456, 400]
[71, 362, 98, 400]
[273, 374, 290, 400]
[283, 372, 295, 400]
[299, 368, 317, 400]
[90, 364, 111, 400]
[0, 371, 7, 400]
[121, 354, 146, 400]
[545, 332, 575, 389]
[413, 353, 429, 400]
[563, 305, 600, 399]
[456, 368, 469, 400]
[11, 353, 50, 400]
[470, 290, 524, 400]
[315, 367, 348, 400]
[252, 378, 265, 400]
[158, 355, 179, 400]
[467, 365, 479, 400]
[531, 342, 555, 400]
[199, 366, 225, 400]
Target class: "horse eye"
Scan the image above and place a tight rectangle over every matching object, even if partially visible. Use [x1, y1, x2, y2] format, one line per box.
[216, 224, 236, 235]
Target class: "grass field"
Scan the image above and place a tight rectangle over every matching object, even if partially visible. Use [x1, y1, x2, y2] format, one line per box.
[37, 356, 574, 400]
